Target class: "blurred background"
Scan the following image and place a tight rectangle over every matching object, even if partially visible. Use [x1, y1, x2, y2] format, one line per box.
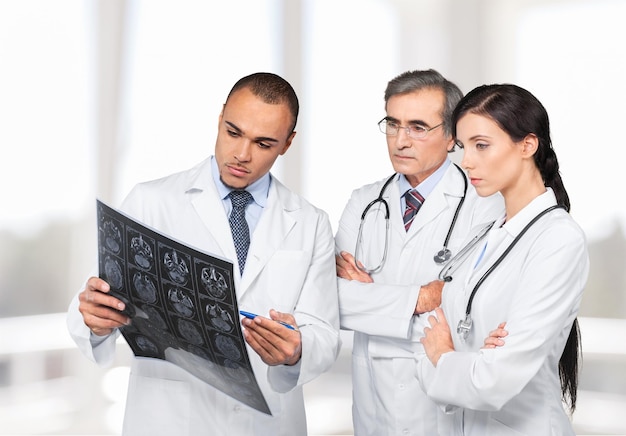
[1, 0, 625, 434]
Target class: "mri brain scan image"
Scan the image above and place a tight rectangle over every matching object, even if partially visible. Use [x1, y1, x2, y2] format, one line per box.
[163, 249, 190, 285]
[131, 234, 154, 270]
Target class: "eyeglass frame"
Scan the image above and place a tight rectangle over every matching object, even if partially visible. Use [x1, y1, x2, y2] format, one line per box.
[378, 118, 444, 139]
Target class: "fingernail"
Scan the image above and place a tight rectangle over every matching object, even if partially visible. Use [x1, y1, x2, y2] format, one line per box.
[118, 302, 125, 310]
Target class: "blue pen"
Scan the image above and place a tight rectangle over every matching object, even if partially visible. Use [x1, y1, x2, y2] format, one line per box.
[239, 310, 296, 330]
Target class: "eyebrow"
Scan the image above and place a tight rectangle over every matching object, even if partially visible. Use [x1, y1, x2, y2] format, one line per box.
[224, 120, 280, 144]
[384, 116, 432, 127]
[468, 134, 493, 141]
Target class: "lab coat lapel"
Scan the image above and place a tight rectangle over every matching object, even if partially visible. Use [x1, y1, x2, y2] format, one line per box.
[188, 163, 239, 271]
[238, 179, 296, 298]
[407, 189, 448, 237]
[405, 164, 465, 241]
[464, 224, 508, 288]
[465, 193, 555, 286]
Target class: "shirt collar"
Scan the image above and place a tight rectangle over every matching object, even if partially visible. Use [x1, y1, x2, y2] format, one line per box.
[398, 158, 451, 197]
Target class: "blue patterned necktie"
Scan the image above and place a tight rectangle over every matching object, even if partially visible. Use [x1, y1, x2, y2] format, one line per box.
[403, 189, 425, 231]
[228, 190, 253, 274]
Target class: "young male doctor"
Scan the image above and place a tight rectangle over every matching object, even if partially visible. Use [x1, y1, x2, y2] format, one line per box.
[335, 69, 503, 435]
[67, 72, 340, 436]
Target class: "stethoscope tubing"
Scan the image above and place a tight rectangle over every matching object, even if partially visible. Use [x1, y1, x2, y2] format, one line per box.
[439, 164, 468, 256]
[360, 175, 394, 221]
[354, 174, 395, 273]
[354, 163, 468, 273]
[438, 220, 495, 282]
[460, 204, 565, 320]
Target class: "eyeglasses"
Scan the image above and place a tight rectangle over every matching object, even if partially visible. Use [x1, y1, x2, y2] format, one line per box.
[378, 118, 443, 139]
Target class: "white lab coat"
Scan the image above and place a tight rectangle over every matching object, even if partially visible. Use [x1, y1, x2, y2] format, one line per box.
[416, 189, 589, 435]
[334, 162, 504, 436]
[67, 157, 340, 436]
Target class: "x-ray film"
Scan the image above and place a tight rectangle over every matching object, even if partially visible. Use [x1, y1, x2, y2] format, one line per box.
[96, 199, 271, 415]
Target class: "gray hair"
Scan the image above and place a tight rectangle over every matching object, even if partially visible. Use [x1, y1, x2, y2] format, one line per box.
[384, 69, 463, 137]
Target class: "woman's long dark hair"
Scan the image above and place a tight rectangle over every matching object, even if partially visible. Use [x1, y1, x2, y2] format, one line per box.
[452, 84, 580, 412]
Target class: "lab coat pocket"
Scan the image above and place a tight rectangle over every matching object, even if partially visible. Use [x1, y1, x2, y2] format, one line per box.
[123, 374, 190, 435]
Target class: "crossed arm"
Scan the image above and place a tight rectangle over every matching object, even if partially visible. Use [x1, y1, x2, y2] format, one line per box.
[420, 307, 508, 366]
[336, 250, 444, 315]
[335, 251, 508, 360]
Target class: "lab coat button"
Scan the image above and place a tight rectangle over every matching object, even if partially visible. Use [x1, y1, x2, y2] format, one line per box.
[398, 383, 405, 390]
[234, 405, 241, 413]
[402, 429, 409, 435]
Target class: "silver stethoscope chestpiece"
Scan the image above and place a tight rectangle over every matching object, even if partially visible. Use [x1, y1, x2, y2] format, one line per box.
[457, 313, 473, 341]
[433, 248, 452, 264]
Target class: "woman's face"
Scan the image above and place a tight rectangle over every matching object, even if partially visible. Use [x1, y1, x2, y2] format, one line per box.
[457, 113, 525, 198]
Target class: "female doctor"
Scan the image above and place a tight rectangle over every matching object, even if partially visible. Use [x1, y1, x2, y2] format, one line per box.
[417, 84, 589, 435]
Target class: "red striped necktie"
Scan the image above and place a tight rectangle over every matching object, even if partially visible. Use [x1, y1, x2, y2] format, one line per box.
[403, 189, 425, 231]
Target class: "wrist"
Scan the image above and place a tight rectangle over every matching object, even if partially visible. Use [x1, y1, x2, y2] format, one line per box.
[415, 285, 426, 314]
[285, 350, 302, 366]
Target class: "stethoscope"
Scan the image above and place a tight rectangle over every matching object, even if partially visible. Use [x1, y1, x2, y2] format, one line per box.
[438, 204, 564, 341]
[354, 163, 468, 273]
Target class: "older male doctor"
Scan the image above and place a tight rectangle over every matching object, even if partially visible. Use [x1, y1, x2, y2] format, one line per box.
[67, 72, 340, 436]
[335, 70, 503, 435]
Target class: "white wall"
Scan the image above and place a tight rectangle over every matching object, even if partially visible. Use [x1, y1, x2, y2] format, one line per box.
[1, 0, 625, 434]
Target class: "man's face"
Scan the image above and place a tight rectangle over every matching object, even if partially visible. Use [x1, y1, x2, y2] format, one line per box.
[384, 88, 455, 187]
[214, 87, 296, 189]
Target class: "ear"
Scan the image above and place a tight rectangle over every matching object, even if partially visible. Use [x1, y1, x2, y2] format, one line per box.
[279, 131, 296, 156]
[218, 104, 225, 127]
[445, 136, 456, 153]
[520, 133, 539, 158]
